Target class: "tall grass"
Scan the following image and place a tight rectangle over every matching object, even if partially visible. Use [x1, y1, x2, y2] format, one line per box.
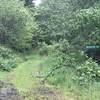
[40, 55, 100, 100]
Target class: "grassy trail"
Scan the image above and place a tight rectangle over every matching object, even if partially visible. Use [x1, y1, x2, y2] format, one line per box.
[0, 55, 100, 100]
[0, 54, 76, 100]
[4, 55, 46, 92]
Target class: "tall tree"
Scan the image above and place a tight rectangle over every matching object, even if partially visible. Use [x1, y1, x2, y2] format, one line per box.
[0, 0, 37, 50]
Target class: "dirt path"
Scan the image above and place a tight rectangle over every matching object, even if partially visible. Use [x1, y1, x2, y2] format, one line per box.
[24, 70, 77, 100]
[24, 80, 76, 100]
[30, 86, 75, 100]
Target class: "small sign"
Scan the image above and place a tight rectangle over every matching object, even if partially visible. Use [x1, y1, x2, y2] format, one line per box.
[86, 45, 100, 49]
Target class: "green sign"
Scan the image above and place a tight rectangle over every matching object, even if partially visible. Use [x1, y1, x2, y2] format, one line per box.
[86, 45, 100, 49]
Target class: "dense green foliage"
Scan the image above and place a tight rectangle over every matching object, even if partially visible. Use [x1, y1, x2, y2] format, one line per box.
[35, 0, 100, 86]
[68, 8, 100, 48]
[0, 0, 37, 71]
[0, 0, 100, 99]
[35, 0, 100, 48]
[0, 45, 20, 71]
[35, 0, 70, 44]
[0, 0, 36, 50]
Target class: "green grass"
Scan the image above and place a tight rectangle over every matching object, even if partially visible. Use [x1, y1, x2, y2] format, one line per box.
[39, 55, 100, 100]
[0, 71, 8, 80]
[7, 55, 47, 92]
[0, 54, 100, 100]
[0, 54, 47, 91]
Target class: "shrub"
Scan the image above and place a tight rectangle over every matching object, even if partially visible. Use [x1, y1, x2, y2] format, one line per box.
[39, 43, 57, 56]
[44, 47, 100, 86]
[0, 46, 20, 71]
[75, 59, 100, 85]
